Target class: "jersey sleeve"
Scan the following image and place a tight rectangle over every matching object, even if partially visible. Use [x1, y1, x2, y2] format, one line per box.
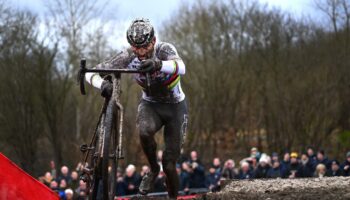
[97, 48, 135, 69]
[85, 48, 135, 89]
[157, 43, 186, 75]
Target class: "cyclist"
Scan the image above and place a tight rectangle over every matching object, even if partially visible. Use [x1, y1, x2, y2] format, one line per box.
[85, 18, 188, 199]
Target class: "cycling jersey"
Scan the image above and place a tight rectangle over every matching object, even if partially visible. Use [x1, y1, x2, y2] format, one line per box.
[85, 42, 186, 103]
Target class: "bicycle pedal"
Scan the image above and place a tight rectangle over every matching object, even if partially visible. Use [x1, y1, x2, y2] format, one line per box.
[80, 144, 88, 152]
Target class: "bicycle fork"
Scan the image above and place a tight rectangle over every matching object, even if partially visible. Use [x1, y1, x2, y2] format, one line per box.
[115, 102, 124, 160]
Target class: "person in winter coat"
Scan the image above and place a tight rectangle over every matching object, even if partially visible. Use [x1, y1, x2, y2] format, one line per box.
[123, 164, 141, 195]
[286, 152, 302, 178]
[212, 157, 222, 175]
[221, 159, 237, 179]
[236, 161, 253, 180]
[179, 162, 190, 192]
[188, 161, 206, 188]
[299, 153, 314, 177]
[326, 160, 342, 177]
[280, 152, 291, 178]
[306, 147, 317, 170]
[267, 160, 283, 178]
[315, 150, 331, 170]
[314, 163, 327, 178]
[340, 151, 350, 176]
[253, 156, 271, 178]
[205, 165, 221, 192]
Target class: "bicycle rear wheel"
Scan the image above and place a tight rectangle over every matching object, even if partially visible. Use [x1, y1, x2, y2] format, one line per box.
[102, 99, 118, 200]
[90, 114, 105, 200]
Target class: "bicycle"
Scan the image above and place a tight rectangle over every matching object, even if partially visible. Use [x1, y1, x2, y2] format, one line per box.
[77, 59, 151, 200]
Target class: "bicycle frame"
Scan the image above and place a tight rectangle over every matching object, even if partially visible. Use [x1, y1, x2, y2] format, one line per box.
[78, 58, 149, 200]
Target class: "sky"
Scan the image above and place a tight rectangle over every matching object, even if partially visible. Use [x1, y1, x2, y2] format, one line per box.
[12, 0, 319, 24]
[10, 0, 321, 48]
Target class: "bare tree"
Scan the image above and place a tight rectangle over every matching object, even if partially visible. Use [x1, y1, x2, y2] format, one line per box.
[0, 8, 58, 175]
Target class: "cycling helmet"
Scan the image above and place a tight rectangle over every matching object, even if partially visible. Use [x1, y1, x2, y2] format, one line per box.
[126, 18, 155, 48]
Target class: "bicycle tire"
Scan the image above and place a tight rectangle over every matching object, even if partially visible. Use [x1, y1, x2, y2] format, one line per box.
[102, 99, 117, 200]
[91, 161, 102, 200]
[90, 115, 105, 200]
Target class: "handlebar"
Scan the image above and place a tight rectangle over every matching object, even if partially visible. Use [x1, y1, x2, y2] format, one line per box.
[77, 58, 152, 95]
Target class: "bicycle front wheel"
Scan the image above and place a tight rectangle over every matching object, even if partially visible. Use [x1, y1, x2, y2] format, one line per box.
[102, 99, 118, 200]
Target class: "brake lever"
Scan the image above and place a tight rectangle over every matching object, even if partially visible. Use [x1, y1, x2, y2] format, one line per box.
[78, 59, 86, 95]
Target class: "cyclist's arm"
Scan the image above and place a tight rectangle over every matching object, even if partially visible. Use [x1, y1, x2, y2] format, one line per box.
[85, 49, 134, 89]
[157, 43, 185, 75]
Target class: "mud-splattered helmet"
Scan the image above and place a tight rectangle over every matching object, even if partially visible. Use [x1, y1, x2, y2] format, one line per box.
[126, 18, 155, 48]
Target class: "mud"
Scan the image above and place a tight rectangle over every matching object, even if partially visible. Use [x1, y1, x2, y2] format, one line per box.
[201, 177, 350, 200]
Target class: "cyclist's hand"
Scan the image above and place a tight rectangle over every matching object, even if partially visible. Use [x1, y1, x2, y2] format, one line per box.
[101, 80, 113, 98]
[140, 59, 162, 73]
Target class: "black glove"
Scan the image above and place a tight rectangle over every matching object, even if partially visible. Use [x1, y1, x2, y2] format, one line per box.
[101, 80, 113, 98]
[140, 59, 162, 73]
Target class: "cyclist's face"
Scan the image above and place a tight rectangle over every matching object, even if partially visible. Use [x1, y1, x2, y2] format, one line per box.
[131, 38, 155, 60]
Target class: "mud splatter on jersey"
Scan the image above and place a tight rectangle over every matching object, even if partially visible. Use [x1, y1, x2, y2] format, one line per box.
[95, 42, 186, 103]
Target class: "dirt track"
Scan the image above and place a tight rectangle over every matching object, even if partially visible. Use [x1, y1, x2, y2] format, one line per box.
[201, 177, 350, 200]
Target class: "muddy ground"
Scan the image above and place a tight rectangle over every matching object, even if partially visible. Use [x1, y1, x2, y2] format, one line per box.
[130, 177, 350, 200]
[202, 177, 350, 200]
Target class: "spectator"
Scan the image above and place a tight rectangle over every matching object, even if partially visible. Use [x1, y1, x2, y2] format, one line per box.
[267, 160, 283, 178]
[306, 147, 317, 168]
[316, 150, 330, 170]
[340, 151, 350, 176]
[180, 162, 190, 192]
[271, 152, 279, 163]
[68, 171, 79, 190]
[212, 157, 222, 174]
[74, 180, 87, 200]
[189, 161, 206, 188]
[205, 165, 220, 192]
[182, 161, 206, 189]
[299, 152, 313, 177]
[326, 160, 342, 177]
[50, 160, 57, 179]
[253, 156, 270, 178]
[236, 161, 253, 179]
[246, 156, 258, 170]
[42, 172, 53, 187]
[57, 166, 72, 184]
[250, 147, 261, 160]
[123, 164, 141, 195]
[314, 164, 327, 178]
[286, 152, 302, 178]
[281, 152, 290, 177]
[116, 168, 126, 196]
[307, 146, 317, 160]
[221, 159, 236, 179]
[154, 171, 167, 192]
[140, 165, 150, 178]
[59, 179, 68, 191]
[64, 188, 74, 200]
[50, 180, 59, 193]
[50, 180, 65, 199]
[189, 151, 203, 166]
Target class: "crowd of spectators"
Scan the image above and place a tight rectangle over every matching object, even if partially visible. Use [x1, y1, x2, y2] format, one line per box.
[38, 147, 350, 199]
